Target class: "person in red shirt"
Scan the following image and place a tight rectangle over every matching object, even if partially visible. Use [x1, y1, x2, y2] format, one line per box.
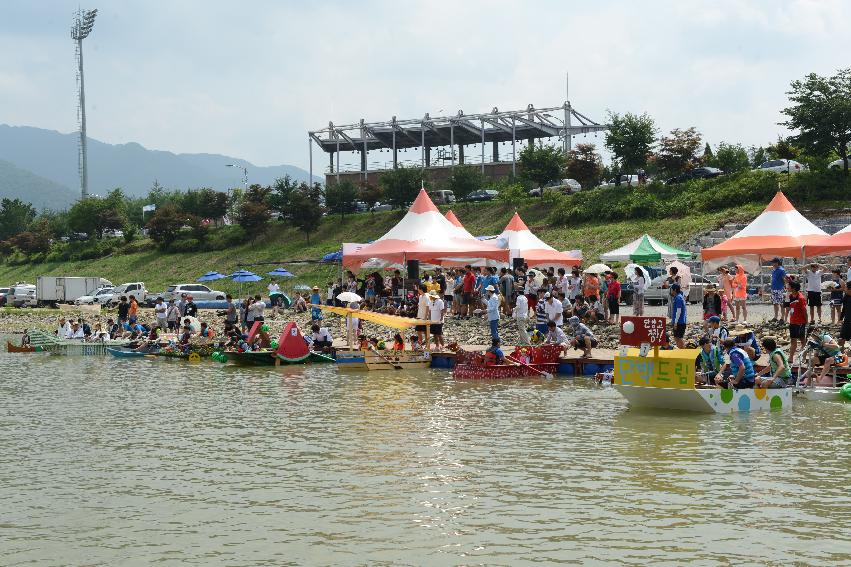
[461, 265, 476, 319]
[788, 280, 808, 362]
[606, 272, 622, 324]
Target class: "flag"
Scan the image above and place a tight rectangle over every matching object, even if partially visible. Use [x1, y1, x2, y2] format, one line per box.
[142, 204, 156, 213]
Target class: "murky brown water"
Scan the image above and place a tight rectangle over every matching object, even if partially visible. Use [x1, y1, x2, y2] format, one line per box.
[1, 342, 849, 566]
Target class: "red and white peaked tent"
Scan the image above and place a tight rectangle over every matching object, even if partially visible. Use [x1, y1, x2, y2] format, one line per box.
[701, 192, 827, 272]
[444, 210, 475, 239]
[343, 190, 508, 269]
[804, 223, 851, 257]
[495, 212, 582, 268]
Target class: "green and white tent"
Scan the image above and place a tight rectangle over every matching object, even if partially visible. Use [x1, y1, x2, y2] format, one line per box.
[600, 234, 692, 264]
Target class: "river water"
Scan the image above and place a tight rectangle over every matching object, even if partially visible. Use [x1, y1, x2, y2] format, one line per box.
[1, 344, 850, 566]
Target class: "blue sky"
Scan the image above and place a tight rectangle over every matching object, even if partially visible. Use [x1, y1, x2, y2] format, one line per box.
[1, 0, 848, 173]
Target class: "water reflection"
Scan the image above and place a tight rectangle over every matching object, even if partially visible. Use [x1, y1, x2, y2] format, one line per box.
[0, 344, 849, 565]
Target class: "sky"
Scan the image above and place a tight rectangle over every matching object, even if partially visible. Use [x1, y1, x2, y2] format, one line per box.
[1, 0, 849, 174]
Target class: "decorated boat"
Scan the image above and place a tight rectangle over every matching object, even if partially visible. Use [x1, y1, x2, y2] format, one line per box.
[311, 304, 432, 370]
[452, 344, 562, 380]
[214, 322, 336, 366]
[6, 341, 44, 353]
[26, 330, 126, 356]
[612, 316, 793, 413]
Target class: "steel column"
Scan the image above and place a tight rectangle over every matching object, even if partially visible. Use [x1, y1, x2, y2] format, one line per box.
[480, 119, 485, 174]
[336, 137, 340, 184]
[308, 136, 313, 187]
[511, 116, 516, 176]
[450, 123, 455, 167]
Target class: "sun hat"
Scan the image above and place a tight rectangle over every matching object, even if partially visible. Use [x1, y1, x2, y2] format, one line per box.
[544, 292, 551, 298]
[731, 323, 753, 335]
[485, 285, 495, 292]
[568, 316, 580, 326]
[708, 315, 721, 323]
[312, 286, 319, 291]
[427, 290, 440, 298]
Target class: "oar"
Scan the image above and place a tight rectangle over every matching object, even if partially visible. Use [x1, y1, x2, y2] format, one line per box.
[369, 345, 403, 370]
[508, 355, 553, 379]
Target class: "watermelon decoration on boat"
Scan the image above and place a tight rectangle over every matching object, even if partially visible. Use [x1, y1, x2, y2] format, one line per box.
[276, 322, 310, 363]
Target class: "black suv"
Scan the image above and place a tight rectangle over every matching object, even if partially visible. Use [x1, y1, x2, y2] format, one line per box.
[665, 167, 723, 185]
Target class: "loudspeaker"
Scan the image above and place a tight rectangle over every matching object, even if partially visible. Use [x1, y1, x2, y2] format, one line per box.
[406, 260, 420, 281]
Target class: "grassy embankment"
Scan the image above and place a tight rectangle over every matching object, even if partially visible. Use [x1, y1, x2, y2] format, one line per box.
[0, 199, 763, 295]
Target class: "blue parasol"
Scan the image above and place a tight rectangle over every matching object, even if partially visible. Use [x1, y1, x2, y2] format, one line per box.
[229, 269, 263, 298]
[197, 271, 227, 282]
[266, 267, 294, 277]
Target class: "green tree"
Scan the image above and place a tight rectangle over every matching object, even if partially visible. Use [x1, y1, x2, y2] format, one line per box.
[655, 127, 703, 176]
[145, 204, 189, 247]
[518, 143, 564, 188]
[766, 136, 801, 160]
[324, 180, 359, 218]
[446, 165, 485, 200]
[379, 166, 422, 209]
[0, 198, 36, 240]
[358, 181, 384, 212]
[703, 142, 713, 162]
[195, 188, 230, 222]
[749, 146, 768, 168]
[495, 182, 528, 208]
[267, 175, 299, 216]
[565, 143, 603, 189]
[290, 183, 325, 242]
[782, 68, 851, 175]
[236, 201, 271, 237]
[709, 142, 751, 173]
[66, 190, 127, 239]
[604, 111, 658, 178]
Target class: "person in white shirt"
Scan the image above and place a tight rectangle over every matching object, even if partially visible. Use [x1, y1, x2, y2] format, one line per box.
[416, 285, 431, 345]
[632, 266, 647, 316]
[57, 317, 72, 338]
[310, 323, 332, 349]
[70, 322, 85, 339]
[486, 285, 501, 341]
[251, 294, 266, 321]
[545, 320, 569, 351]
[513, 293, 531, 345]
[427, 290, 446, 350]
[803, 263, 825, 323]
[543, 292, 564, 326]
[524, 272, 539, 295]
[846, 256, 851, 285]
[567, 269, 583, 301]
[267, 279, 281, 315]
[154, 297, 168, 330]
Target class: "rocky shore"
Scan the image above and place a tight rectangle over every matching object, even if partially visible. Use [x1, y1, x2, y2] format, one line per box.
[2, 306, 840, 351]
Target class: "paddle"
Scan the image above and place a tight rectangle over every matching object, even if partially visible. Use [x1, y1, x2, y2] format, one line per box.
[508, 355, 553, 379]
[369, 345, 403, 370]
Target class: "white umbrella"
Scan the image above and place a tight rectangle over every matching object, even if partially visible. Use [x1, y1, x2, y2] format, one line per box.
[668, 260, 691, 290]
[584, 263, 612, 274]
[336, 291, 362, 303]
[184, 316, 201, 333]
[624, 263, 651, 283]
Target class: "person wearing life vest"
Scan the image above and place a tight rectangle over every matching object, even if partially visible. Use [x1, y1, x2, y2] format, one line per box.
[696, 337, 724, 384]
[484, 337, 505, 365]
[754, 337, 791, 388]
[716, 338, 755, 389]
[806, 329, 845, 386]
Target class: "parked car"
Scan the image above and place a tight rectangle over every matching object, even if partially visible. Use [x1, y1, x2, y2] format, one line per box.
[597, 174, 645, 189]
[106, 282, 148, 306]
[163, 284, 226, 302]
[755, 159, 806, 174]
[428, 190, 456, 204]
[464, 189, 499, 202]
[353, 201, 369, 213]
[371, 202, 393, 212]
[9, 284, 37, 308]
[828, 158, 848, 170]
[0, 287, 9, 307]
[75, 286, 115, 305]
[529, 178, 582, 197]
[644, 273, 716, 305]
[665, 167, 723, 185]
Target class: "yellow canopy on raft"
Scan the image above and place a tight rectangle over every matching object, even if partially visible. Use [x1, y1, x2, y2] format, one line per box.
[309, 304, 431, 330]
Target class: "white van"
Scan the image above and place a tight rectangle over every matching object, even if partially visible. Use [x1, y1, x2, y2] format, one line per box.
[10, 283, 37, 308]
[428, 190, 456, 205]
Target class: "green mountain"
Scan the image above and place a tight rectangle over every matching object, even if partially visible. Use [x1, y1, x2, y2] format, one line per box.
[0, 124, 319, 201]
[0, 159, 78, 209]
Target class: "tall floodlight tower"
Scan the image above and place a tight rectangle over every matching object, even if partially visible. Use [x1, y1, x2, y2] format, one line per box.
[71, 8, 97, 199]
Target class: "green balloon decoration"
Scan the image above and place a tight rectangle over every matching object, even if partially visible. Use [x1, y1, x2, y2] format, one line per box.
[841, 382, 851, 400]
[261, 324, 270, 333]
[219, 354, 228, 363]
[270, 340, 279, 349]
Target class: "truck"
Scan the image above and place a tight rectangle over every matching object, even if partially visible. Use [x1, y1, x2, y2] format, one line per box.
[36, 276, 114, 307]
